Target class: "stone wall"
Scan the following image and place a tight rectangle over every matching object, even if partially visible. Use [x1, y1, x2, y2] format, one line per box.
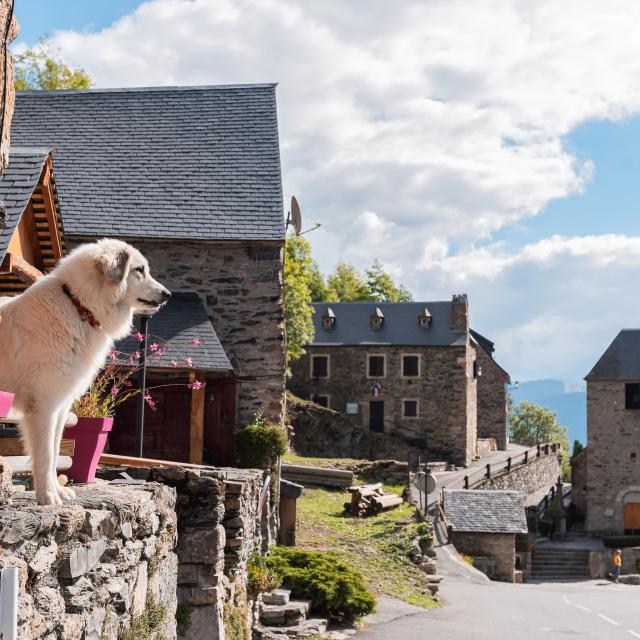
[0, 0, 17, 176]
[571, 448, 588, 515]
[589, 547, 640, 578]
[586, 380, 640, 534]
[69, 238, 286, 427]
[99, 464, 265, 640]
[450, 531, 515, 582]
[289, 342, 478, 466]
[475, 452, 560, 495]
[476, 346, 509, 450]
[1, 481, 177, 640]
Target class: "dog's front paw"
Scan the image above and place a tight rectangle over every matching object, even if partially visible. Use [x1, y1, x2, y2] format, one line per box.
[57, 485, 76, 501]
[36, 489, 63, 506]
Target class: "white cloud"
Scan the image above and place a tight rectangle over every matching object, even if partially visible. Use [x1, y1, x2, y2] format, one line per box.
[33, 0, 640, 382]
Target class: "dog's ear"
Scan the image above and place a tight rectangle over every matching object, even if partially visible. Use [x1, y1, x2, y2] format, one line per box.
[97, 246, 131, 283]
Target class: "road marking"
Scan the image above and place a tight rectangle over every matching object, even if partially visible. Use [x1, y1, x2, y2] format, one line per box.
[562, 595, 573, 605]
[598, 614, 620, 626]
[628, 631, 640, 639]
[575, 605, 591, 612]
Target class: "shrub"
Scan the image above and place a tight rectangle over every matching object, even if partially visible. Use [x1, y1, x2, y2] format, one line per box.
[247, 552, 282, 596]
[235, 411, 288, 469]
[224, 604, 249, 640]
[460, 553, 474, 565]
[264, 547, 375, 622]
[118, 595, 167, 640]
[603, 536, 640, 549]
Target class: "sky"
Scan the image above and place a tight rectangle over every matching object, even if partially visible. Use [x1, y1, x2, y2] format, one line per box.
[13, 0, 640, 388]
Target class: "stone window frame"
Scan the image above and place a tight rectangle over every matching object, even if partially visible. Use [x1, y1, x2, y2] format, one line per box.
[626, 382, 640, 410]
[401, 353, 421, 378]
[402, 398, 419, 418]
[367, 353, 387, 379]
[310, 393, 330, 409]
[310, 354, 330, 379]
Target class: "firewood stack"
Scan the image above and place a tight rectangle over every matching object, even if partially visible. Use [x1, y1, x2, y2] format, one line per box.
[345, 482, 404, 517]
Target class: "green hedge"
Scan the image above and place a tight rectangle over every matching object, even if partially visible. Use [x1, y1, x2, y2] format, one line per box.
[603, 536, 640, 549]
[264, 547, 375, 622]
[235, 411, 288, 469]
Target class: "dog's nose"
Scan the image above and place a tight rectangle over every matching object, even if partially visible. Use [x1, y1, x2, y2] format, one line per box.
[161, 289, 171, 302]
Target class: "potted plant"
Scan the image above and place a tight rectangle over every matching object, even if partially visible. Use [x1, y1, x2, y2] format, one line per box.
[0, 391, 14, 419]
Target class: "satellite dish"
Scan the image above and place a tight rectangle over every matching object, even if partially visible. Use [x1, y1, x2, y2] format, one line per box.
[290, 196, 302, 235]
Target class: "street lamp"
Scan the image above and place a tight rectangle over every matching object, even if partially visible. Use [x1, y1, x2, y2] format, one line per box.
[135, 311, 153, 458]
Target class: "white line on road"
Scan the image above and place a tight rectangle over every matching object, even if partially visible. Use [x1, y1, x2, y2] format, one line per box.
[628, 631, 640, 638]
[598, 614, 620, 626]
[562, 595, 573, 605]
[575, 605, 591, 612]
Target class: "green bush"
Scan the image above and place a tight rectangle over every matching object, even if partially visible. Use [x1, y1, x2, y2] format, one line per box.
[224, 604, 249, 640]
[235, 411, 288, 469]
[603, 536, 640, 548]
[247, 552, 282, 595]
[264, 547, 375, 622]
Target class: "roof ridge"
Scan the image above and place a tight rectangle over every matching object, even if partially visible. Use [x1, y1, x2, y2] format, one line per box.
[17, 83, 278, 96]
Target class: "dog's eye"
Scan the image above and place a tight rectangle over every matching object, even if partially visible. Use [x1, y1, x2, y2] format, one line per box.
[135, 266, 145, 275]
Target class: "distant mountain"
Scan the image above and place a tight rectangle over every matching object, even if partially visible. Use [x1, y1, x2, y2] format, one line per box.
[511, 379, 586, 447]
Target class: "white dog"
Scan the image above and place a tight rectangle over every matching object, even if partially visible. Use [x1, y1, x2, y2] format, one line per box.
[0, 239, 170, 505]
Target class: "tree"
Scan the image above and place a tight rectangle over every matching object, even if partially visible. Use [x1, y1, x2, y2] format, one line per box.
[572, 440, 585, 458]
[284, 235, 315, 363]
[14, 37, 92, 91]
[365, 260, 413, 302]
[509, 400, 571, 463]
[326, 262, 369, 302]
[308, 260, 329, 302]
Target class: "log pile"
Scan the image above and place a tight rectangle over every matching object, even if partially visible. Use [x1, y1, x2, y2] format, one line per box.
[345, 482, 404, 517]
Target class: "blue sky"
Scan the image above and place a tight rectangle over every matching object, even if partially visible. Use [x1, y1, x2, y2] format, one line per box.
[12, 0, 640, 387]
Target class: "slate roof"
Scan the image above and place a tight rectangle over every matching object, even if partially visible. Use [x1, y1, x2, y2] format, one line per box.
[585, 329, 640, 381]
[0, 147, 50, 264]
[470, 329, 494, 356]
[114, 292, 233, 373]
[11, 85, 285, 241]
[442, 489, 528, 534]
[309, 302, 468, 347]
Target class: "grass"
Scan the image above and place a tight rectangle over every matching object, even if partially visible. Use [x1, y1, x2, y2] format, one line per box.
[283, 453, 366, 468]
[296, 486, 438, 609]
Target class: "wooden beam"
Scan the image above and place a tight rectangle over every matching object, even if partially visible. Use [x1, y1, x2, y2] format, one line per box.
[189, 370, 205, 465]
[99, 453, 208, 470]
[5, 456, 72, 474]
[0, 438, 74, 456]
[39, 160, 63, 263]
[7, 252, 43, 284]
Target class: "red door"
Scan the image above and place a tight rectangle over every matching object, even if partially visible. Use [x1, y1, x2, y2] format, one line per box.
[204, 380, 237, 466]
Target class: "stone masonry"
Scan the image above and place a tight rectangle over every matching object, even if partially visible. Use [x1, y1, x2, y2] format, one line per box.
[0, 480, 178, 640]
[585, 380, 640, 534]
[450, 531, 516, 582]
[475, 345, 509, 450]
[290, 342, 477, 466]
[476, 452, 561, 494]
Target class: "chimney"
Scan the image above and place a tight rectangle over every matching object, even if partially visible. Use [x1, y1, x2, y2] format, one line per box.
[451, 294, 469, 332]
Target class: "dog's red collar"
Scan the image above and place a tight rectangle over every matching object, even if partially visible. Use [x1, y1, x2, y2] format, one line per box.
[62, 284, 102, 329]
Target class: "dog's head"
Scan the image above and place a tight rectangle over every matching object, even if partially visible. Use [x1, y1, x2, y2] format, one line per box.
[93, 239, 171, 314]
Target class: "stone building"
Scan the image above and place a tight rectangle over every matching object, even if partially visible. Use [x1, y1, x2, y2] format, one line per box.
[443, 489, 527, 582]
[288, 296, 510, 466]
[11, 85, 286, 466]
[580, 329, 640, 534]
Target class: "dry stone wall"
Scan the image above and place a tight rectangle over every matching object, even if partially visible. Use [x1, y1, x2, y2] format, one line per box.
[475, 347, 509, 450]
[450, 531, 515, 582]
[0, 481, 177, 640]
[475, 452, 560, 494]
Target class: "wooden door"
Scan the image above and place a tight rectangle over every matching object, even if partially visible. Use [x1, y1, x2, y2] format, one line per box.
[204, 380, 237, 466]
[369, 401, 384, 433]
[624, 503, 640, 533]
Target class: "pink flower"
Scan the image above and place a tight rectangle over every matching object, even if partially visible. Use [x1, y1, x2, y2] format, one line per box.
[133, 351, 141, 360]
[111, 385, 120, 398]
[133, 331, 145, 341]
[192, 337, 202, 345]
[185, 357, 194, 368]
[128, 355, 135, 364]
[154, 349, 164, 358]
[149, 343, 160, 353]
[144, 392, 157, 411]
[108, 351, 118, 361]
[188, 380, 204, 390]
[170, 360, 178, 368]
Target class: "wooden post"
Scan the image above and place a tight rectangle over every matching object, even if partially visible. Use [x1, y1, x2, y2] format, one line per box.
[524, 451, 528, 465]
[537, 444, 541, 457]
[486, 464, 491, 479]
[40, 161, 63, 262]
[507, 457, 512, 473]
[189, 370, 205, 465]
[464, 475, 469, 489]
[545, 443, 550, 456]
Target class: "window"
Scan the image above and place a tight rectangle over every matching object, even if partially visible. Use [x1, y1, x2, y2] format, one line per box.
[402, 355, 420, 377]
[311, 355, 329, 378]
[368, 355, 386, 377]
[403, 399, 418, 418]
[626, 383, 640, 409]
[312, 394, 330, 408]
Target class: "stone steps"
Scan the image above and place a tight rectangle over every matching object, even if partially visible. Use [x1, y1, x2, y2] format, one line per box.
[531, 548, 590, 579]
[257, 618, 328, 639]
[259, 589, 329, 639]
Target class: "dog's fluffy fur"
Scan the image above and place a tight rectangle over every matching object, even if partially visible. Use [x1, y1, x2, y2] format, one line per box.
[0, 239, 170, 505]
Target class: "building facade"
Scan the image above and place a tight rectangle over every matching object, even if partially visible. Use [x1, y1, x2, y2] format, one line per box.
[12, 85, 286, 465]
[289, 296, 509, 466]
[583, 330, 640, 534]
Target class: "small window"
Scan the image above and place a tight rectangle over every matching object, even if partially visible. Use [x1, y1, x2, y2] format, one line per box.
[368, 355, 385, 377]
[312, 394, 329, 408]
[311, 355, 329, 378]
[402, 355, 420, 377]
[626, 383, 640, 409]
[403, 399, 418, 418]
